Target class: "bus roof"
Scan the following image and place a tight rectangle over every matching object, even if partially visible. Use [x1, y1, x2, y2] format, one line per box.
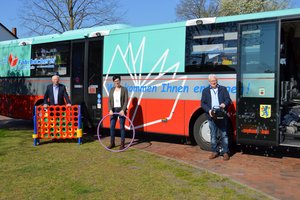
[107, 21, 187, 35]
[0, 24, 130, 46]
[186, 8, 300, 26]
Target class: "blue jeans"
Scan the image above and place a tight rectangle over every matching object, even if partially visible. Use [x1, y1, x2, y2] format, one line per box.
[208, 117, 229, 153]
[110, 107, 126, 142]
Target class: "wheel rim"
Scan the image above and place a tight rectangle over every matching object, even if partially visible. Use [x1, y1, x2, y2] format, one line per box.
[199, 120, 211, 142]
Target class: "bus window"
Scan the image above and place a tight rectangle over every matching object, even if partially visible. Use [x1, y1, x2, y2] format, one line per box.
[30, 41, 70, 76]
[240, 23, 277, 74]
[239, 22, 278, 98]
[185, 22, 237, 73]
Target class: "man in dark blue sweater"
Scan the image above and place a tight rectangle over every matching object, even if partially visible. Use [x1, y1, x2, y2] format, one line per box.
[201, 74, 232, 161]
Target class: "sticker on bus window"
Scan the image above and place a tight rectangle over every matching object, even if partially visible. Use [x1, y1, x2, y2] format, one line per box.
[74, 85, 83, 88]
[260, 104, 271, 118]
[88, 86, 97, 94]
[259, 88, 265, 96]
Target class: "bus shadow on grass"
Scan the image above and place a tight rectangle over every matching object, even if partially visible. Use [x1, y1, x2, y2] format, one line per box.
[0, 118, 33, 130]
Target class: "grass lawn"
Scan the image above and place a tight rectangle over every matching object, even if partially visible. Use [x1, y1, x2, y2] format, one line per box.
[0, 129, 270, 200]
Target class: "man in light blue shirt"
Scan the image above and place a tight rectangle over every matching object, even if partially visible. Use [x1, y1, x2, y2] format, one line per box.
[44, 75, 71, 107]
[53, 84, 59, 105]
[201, 74, 232, 161]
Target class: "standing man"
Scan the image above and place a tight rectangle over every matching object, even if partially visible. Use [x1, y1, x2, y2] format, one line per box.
[201, 74, 232, 161]
[44, 74, 71, 107]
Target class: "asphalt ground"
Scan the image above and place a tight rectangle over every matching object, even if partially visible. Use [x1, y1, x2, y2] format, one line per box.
[1, 115, 300, 200]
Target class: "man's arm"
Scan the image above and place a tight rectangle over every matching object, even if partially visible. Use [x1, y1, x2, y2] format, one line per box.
[201, 88, 211, 113]
[108, 88, 114, 112]
[63, 86, 71, 105]
[219, 86, 232, 108]
[44, 85, 50, 106]
[122, 87, 128, 112]
[223, 86, 232, 107]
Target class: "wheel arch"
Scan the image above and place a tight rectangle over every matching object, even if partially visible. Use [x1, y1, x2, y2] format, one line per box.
[188, 107, 205, 144]
[34, 98, 44, 106]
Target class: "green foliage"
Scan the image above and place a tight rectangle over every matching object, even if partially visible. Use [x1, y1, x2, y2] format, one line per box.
[0, 129, 270, 199]
[219, 0, 291, 16]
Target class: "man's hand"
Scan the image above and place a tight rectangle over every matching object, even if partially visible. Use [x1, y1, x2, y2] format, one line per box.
[209, 109, 213, 117]
[109, 110, 113, 116]
[43, 104, 48, 108]
[66, 104, 71, 107]
[119, 110, 125, 116]
[219, 103, 226, 108]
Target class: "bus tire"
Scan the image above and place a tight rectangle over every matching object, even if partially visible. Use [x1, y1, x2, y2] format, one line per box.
[193, 113, 211, 151]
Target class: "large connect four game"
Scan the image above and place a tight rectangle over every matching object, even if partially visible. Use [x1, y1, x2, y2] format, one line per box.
[33, 105, 82, 145]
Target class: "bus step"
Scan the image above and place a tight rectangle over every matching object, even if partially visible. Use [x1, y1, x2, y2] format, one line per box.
[284, 131, 300, 138]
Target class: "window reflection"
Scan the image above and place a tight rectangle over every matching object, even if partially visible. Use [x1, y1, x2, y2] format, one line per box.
[185, 22, 237, 72]
[30, 42, 70, 76]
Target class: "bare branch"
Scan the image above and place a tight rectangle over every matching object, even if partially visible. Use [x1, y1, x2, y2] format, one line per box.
[18, 0, 125, 36]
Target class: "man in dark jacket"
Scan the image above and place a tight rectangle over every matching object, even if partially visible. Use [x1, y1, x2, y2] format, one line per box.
[43, 75, 71, 107]
[201, 74, 232, 160]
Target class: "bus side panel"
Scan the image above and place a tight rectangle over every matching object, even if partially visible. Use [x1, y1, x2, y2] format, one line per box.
[102, 97, 186, 135]
[126, 97, 147, 132]
[102, 97, 139, 130]
[102, 97, 237, 137]
[102, 75, 237, 136]
[0, 94, 43, 119]
[143, 99, 185, 135]
[184, 100, 202, 131]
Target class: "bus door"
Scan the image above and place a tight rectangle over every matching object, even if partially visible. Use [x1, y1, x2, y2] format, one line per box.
[85, 40, 103, 126]
[236, 20, 280, 146]
[71, 39, 103, 127]
[71, 41, 85, 105]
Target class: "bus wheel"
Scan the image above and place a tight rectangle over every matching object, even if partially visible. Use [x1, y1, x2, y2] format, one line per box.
[193, 113, 211, 151]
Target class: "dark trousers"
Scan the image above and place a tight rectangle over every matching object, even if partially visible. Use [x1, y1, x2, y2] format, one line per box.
[208, 117, 229, 153]
[110, 107, 126, 142]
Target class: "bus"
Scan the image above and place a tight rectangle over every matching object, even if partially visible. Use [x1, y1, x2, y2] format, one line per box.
[1, 8, 300, 150]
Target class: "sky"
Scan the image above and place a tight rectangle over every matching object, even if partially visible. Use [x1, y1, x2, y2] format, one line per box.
[1, 0, 300, 38]
[0, 0, 180, 38]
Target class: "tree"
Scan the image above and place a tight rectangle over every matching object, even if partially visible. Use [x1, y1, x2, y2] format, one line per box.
[19, 0, 125, 36]
[175, 0, 291, 20]
[219, 0, 291, 16]
[175, 0, 219, 20]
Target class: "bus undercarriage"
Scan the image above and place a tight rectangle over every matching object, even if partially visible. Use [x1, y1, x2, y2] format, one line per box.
[280, 19, 300, 147]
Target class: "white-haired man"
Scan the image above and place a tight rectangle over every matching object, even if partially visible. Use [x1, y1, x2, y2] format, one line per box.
[201, 74, 232, 160]
[44, 74, 71, 107]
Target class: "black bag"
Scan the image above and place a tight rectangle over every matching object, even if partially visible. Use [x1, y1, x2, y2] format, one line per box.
[212, 106, 227, 120]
